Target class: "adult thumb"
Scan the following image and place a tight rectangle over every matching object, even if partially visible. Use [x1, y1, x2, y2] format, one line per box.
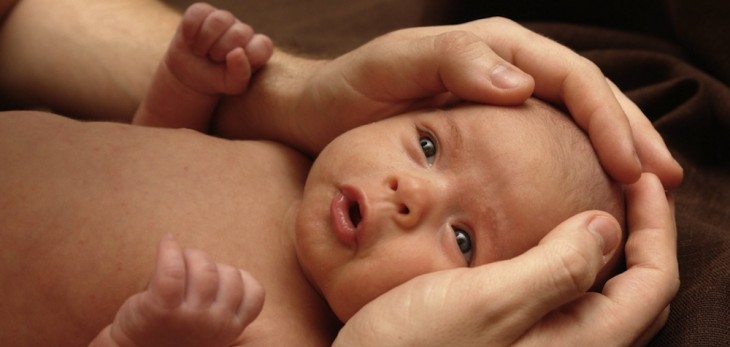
[490, 211, 622, 337]
[357, 30, 535, 106]
[431, 30, 535, 105]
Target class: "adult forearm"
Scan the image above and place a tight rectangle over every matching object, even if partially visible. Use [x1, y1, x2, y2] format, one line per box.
[0, 0, 179, 121]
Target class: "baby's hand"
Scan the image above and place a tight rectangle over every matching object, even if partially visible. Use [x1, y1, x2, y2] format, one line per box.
[108, 236, 265, 347]
[166, 3, 273, 95]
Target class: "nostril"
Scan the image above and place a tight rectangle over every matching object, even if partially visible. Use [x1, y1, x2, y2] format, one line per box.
[389, 179, 398, 191]
[399, 204, 409, 215]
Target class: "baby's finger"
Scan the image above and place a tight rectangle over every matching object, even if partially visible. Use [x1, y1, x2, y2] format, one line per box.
[235, 270, 265, 327]
[191, 9, 237, 57]
[213, 263, 244, 313]
[180, 2, 216, 44]
[149, 235, 186, 309]
[208, 21, 254, 63]
[224, 47, 251, 94]
[246, 34, 274, 69]
[183, 248, 220, 307]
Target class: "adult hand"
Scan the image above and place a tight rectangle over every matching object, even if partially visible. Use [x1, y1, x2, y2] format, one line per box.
[335, 173, 678, 347]
[213, 18, 682, 188]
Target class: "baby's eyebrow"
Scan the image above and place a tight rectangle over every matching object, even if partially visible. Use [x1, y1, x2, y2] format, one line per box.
[443, 116, 464, 152]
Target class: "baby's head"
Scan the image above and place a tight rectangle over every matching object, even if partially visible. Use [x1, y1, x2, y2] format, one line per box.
[295, 99, 624, 321]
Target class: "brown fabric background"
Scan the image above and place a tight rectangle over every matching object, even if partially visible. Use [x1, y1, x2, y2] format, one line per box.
[165, 1, 729, 345]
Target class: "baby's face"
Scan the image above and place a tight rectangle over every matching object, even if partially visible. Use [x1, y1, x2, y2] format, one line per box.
[295, 101, 610, 321]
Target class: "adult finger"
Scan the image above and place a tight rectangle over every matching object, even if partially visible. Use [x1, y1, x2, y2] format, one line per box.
[393, 19, 643, 184]
[601, 173, 679, 336]
[631, 306, 670, 347]
[607, 79, 684, 188]
[480, 18, 642, 184]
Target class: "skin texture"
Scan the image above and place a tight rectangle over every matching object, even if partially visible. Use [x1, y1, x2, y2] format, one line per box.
[296, 101, 623, 320]
[334, 173, 676, 347]
[0, 1, 680, 345]
[0, 100, 626, 346]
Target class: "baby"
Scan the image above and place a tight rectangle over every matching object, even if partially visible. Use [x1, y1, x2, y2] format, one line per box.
[0, 4, 623, 347]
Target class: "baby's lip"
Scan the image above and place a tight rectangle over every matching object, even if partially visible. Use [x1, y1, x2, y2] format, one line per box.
[330, 186, 367, 248]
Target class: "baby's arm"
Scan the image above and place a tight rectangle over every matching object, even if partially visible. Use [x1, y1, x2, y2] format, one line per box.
[89, 236, 265, 347]
[133, 3, 273, 131]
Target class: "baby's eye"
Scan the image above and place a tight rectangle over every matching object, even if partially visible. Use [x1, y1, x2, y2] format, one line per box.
[419, 135, 437, 165]
[454, 228, 473, 264]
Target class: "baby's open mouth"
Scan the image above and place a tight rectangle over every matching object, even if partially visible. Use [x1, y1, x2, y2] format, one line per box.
[349, 202, 362, 227]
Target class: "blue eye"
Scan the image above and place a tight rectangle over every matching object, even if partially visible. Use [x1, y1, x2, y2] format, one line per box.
[454, 228, 473, 264]
[419, 136, 437, 165]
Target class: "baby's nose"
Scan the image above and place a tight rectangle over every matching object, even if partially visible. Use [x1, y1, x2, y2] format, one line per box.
[387, 174, 434, 230]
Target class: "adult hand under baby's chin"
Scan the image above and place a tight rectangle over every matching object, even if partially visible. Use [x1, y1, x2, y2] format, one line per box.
[335, 208, 646, 347]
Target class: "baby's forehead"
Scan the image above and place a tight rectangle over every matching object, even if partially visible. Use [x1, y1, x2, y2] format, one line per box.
[422, 101, 580, 148]
[443, 100, 571, 129]
[423, 101, 593, 182]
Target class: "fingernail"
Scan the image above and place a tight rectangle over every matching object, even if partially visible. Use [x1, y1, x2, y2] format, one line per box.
[490, 64, 526, 89]
[587, 215, 620, 256]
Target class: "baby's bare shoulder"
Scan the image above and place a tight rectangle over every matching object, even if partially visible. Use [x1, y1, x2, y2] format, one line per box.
[0, 111, 310, 179]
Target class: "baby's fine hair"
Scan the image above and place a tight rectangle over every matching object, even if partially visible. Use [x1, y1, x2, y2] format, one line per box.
[531, 100, 626, 229]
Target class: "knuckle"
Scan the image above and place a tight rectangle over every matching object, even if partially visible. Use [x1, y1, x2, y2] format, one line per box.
[208, 10, 234, 29]
[199, 260, 220, 279]
[375, 27, 413, 41]
[433, 30, 481, 52]
[220, 264, 244, 287]
[187, 2, 215, 16]
[577, 56, 603, 75]
[432, 31, 487, 64]
[232, 22, 254, 40]
[548, 243, 596, 294]
[158, 262, 187, 283]
[485, 16, 519, 27]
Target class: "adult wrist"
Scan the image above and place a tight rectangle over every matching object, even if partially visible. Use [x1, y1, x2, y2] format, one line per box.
[211, 49, 326, 150]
